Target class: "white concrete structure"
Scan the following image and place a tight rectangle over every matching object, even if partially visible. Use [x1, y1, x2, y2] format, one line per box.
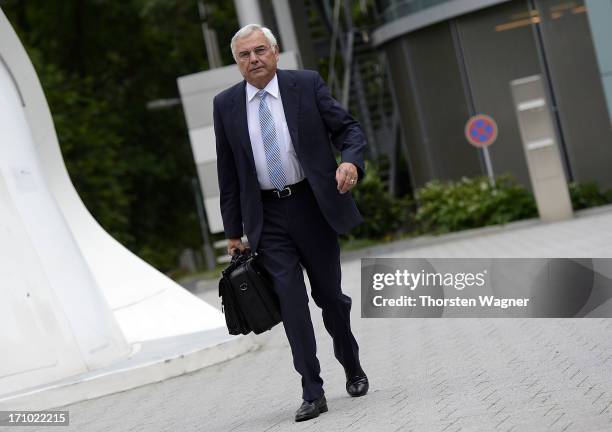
[0, 8, 237, 407]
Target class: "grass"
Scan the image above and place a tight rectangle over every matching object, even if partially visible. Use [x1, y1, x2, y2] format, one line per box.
[339, 237, 384, 251]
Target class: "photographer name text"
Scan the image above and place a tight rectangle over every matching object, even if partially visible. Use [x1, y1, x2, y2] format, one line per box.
[370, 270, 529, 309]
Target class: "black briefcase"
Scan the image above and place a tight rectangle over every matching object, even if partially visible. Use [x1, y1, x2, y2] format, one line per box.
[218, 250, 281, 335]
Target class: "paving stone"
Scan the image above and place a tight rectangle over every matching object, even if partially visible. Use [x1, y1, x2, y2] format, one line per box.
[5, 211, 612, 432]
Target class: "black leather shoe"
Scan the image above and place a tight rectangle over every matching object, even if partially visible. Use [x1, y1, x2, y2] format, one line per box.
[346, 370, 369, 397]
[295, 395, 328, 422]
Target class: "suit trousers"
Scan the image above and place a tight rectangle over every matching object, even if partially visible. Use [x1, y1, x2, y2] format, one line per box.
[257, 180, 361, 402]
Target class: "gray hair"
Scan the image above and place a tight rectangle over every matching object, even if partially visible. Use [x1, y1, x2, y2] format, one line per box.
[230, 24, 278, 62]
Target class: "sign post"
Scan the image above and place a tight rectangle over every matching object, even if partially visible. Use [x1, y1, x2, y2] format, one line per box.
[465, 114, 498, 187]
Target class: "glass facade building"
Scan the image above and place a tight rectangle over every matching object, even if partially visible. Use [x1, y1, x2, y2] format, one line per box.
[373, 0, 612, 191]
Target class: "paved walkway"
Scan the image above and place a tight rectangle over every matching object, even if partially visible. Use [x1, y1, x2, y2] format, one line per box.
[7, 208, 612, 432]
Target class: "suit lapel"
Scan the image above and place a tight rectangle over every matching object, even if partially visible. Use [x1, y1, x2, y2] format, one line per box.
[231, 81, 256, 172]
[277, 69, 300, 154]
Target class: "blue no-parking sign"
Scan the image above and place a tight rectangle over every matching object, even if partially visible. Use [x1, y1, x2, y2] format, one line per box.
[465, 114, 498, 148]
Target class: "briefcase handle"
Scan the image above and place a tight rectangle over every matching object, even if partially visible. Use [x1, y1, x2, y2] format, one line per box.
[230, 248, 255, 264]
[222, 248, 255, 278]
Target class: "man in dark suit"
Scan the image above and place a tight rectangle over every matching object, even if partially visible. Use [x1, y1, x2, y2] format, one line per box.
[213, 23, 369, 422]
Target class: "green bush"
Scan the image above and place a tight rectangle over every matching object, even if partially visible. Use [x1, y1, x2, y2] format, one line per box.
[350, 164, 413, 239]
[569, 181, 612, 210]
[414, 175, 537, 234]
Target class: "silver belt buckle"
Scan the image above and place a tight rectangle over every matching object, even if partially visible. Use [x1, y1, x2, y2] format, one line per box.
[274, 186, 292, 198]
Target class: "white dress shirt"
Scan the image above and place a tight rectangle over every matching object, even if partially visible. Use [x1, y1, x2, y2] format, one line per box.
[246, 74, 305, 190]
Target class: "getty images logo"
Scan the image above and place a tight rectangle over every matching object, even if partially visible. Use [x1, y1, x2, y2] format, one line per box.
[371, 269, 488, 291]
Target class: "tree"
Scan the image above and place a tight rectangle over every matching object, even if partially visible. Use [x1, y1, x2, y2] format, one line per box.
[2, 0, 239, 271]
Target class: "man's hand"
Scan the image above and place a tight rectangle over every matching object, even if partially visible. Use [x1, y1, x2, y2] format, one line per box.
[227, 238, 248, 256]
[336, 162, 359, 194]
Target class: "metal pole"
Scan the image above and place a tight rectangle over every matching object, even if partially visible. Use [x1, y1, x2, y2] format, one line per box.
[450, 20, 495, 187]
[339, 0, 377, 158]
[233, 0, 263, 27]
[327, 0, 341, 92]
[482, 147, 495, 188]
[271, 0, 300, 54]
[197, 0, 223, 69]
[341, 29, 354, 108]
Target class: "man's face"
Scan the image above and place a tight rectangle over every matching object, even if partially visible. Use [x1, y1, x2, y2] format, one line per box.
[234, 30, 279, 89]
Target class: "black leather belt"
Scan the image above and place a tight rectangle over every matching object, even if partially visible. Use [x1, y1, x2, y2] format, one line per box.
[261, 179, 308, 199]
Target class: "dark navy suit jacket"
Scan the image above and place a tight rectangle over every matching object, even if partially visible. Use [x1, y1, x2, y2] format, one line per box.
[213, 69, 366, 251]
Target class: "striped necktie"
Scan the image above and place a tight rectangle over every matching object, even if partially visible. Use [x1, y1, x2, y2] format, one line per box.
[257, 89, 287, 191]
